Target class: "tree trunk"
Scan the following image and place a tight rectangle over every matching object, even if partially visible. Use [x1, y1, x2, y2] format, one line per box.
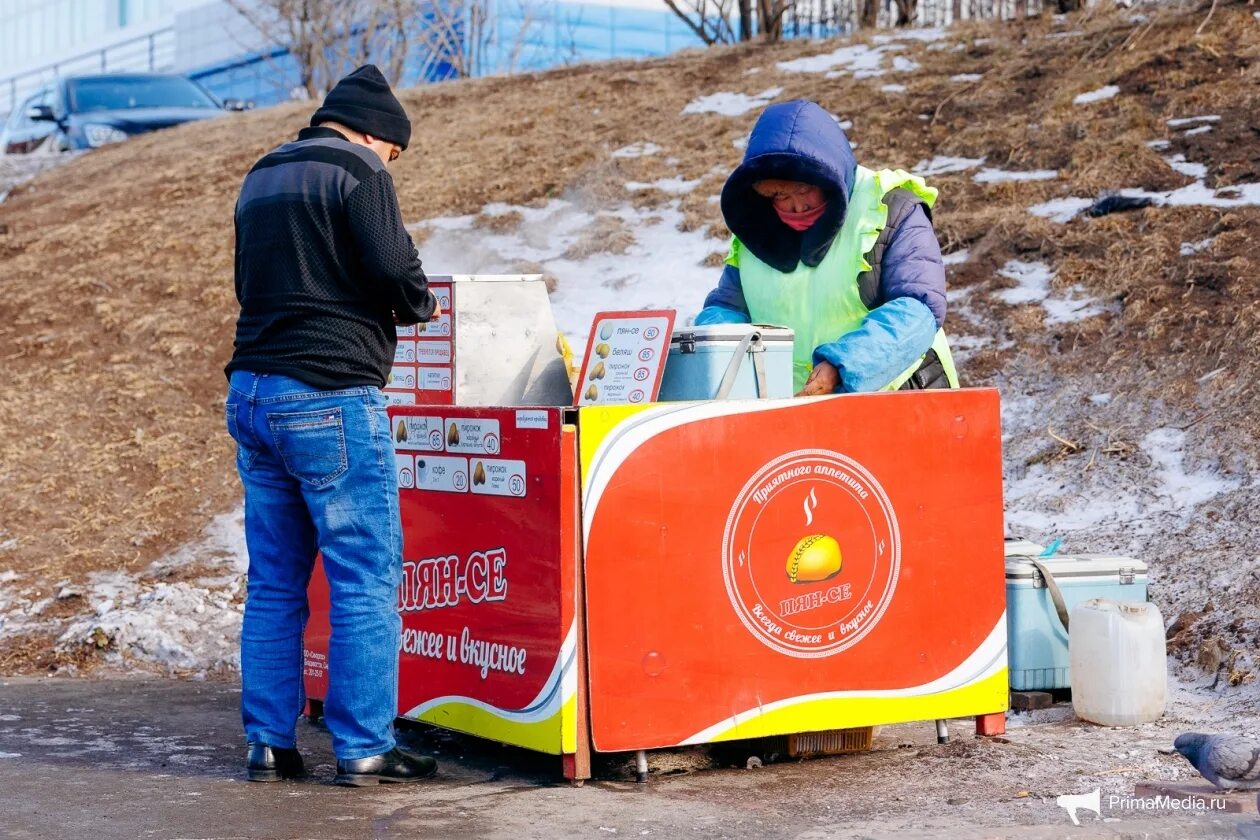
[859, 0, 879, 28]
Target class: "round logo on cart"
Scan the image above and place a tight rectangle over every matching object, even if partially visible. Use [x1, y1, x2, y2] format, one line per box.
[509, 475, 525, 496]
[644, 326, 660, 340]
[428, 429, 443, 449]
[398, 468, 414, 488]
[721, 449, 900, 658]
[628, 389, 645, 403]
[638, 348, 654, 362]
[633, 367, 650, 382]
[484, 434, 500, 455]
[453, 471, 467, 491]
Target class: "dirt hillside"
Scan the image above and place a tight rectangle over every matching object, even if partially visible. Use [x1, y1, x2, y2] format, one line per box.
[0, 1, 1258, 680]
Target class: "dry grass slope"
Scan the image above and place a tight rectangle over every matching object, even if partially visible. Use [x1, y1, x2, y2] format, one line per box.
[1, 1, 1258, 671]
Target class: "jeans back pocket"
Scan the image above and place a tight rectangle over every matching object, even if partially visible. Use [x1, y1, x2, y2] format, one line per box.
[267, 407, 349, 488]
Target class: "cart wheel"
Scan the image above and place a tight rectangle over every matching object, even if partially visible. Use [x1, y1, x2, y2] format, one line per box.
[306, 699, 324, 724]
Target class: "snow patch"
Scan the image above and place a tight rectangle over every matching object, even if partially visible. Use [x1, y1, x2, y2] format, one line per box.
[1167, 115, 1220, 128]
[1028, 197, 1093, 223]
[1165, 155, 1207, 179]
[611, 142, 660, 159]
[1180, 238, 1213, 257]
[995, 260, 1054, 305]
[914, 155, 985, 176]
[1043, 289, 1109, 324]
[974, 168, 1058, 184]
[1143, 428, 1238, 510]
[681, 88, 783, 117]
[778, 43, 893, 77]
[892, 56, 920, 73]
[942, 249, 970, 266]
[872, 27, 947, 43]
[880, 84, 907, 94]
[1073, 85, 1119, 105]
[411, 198, 715, 357]
[993, 259, 1108, 324]
[1005, 426, 1239, 535]
[1183, 125, 1213, 137]
[52, 509, 249, 675]
[625, 176, 700, 194]
[950, 73, 983, 82]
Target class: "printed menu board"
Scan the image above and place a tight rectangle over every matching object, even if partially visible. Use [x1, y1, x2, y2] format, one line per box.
[386, 278, 454, 407]
[574, 310, 676, 406]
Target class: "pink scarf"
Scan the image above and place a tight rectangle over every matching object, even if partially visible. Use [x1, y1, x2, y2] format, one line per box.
[775, 202, 828, 231]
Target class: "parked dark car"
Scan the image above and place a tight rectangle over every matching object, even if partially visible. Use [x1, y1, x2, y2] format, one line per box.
[1, 73, 251, 155]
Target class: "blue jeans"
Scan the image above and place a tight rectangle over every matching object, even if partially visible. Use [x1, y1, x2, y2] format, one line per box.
[225, 370, 401, 760]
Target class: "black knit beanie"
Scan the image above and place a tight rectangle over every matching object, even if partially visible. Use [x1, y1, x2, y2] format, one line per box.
[310, 65, 412, 150]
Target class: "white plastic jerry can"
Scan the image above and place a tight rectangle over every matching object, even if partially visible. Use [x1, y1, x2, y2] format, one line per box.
[1069, 598, 1167, 726]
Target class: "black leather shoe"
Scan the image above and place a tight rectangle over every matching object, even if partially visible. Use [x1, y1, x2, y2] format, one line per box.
[246, 743, 305, 782]
[334, 747, 437, 786]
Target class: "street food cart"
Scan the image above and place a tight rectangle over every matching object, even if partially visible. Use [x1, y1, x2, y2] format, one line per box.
[302, 276, 1009, 782]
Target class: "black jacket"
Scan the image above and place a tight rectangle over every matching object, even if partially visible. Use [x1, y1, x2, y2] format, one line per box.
[226, 126, 436, 389]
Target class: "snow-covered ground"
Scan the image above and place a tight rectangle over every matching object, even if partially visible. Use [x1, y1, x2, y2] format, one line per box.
[1032, 119, 1260, 221]
[0, 510, 248, 677]
[0, 148, 74, 204]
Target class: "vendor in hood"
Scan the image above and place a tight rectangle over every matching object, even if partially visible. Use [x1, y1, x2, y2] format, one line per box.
[697, 99, 958, 396]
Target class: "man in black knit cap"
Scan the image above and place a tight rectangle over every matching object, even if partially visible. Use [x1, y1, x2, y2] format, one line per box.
[224, 64, 439, 787]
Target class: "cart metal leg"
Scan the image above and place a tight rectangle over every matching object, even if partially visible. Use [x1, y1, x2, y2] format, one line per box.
[635, 750, 649, 783]
[935, 719, 949, 744]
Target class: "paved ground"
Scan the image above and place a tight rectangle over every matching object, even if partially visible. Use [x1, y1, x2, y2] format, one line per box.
[0, 676, 1257, 840]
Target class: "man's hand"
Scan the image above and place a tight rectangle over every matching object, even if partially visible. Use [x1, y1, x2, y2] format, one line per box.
[393, 298, 439, 325]
[796, 361, 841, 397]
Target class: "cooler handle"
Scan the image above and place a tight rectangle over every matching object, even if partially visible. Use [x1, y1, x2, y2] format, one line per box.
[1029, 558, 1071, 633]
[714, 331, 767, 400]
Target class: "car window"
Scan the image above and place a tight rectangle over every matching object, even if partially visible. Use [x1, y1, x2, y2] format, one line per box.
[67, 76, 219, 113]
[13, 91, 43, 128]
[5, 88, 50, 131]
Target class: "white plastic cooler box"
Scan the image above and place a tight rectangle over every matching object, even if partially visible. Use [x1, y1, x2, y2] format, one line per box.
[1005, 542, 1149, 691]
[657, 324, 795, 401]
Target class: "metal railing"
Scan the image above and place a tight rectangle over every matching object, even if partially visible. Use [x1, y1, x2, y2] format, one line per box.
[1, 28, 177, 119]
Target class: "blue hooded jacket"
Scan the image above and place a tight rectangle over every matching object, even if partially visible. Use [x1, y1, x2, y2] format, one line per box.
[697, 100, 947, 393]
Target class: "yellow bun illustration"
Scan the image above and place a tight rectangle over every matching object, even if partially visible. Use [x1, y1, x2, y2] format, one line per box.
[447, 422, 460, 446]
[395, 420, 408, 443]
[585, 383, 599, 401]
[595, 342, 611, 359]
[786, 535, 842, 584]
[589, 361, 606, 381]
[473, 462, 486, 486]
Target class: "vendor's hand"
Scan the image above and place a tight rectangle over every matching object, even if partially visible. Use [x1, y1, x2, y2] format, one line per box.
[796, 361, 841, 397]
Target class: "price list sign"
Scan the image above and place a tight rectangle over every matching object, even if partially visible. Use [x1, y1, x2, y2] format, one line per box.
[574, 310, 676, 407]
[386, 278, 455, 407]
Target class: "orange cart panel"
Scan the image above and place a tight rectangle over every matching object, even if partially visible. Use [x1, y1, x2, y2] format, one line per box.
[579, 391, 1008, 752]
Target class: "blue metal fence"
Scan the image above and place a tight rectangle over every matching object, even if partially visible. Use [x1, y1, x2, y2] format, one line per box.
[0, 2, 706, 120]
